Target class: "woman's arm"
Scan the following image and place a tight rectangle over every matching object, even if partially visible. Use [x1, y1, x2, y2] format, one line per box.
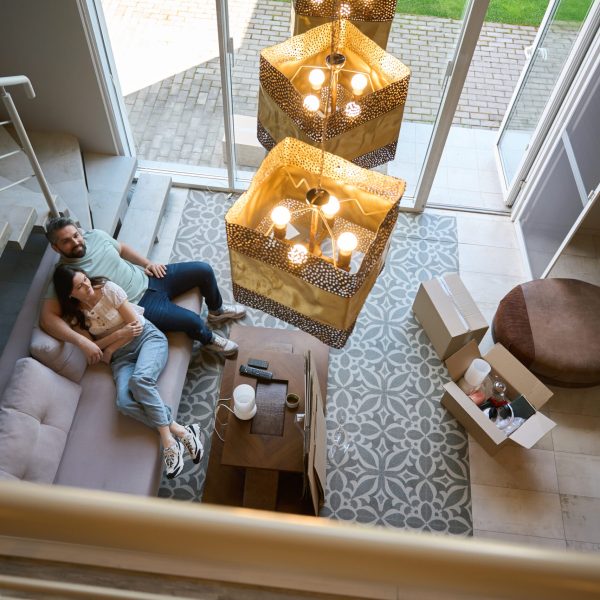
[99, 300, 143, 362]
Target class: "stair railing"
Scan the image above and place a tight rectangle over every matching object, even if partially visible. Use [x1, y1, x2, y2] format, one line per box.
[0, 75, 59, 218]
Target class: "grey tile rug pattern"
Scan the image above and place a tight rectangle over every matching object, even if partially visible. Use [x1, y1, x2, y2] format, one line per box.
[159, 190, 471, 536]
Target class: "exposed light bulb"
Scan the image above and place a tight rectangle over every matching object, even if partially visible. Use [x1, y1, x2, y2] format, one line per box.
[303, 95, 320, 112]
[351, 73, 368, 96]
[337, 231, 357, 271]
[308, 69, 325, 91]
[321, 195, 340, 219]
[344, 102, 361, 118]
[271, 205, 291, 240]
[340, 3, 351, 17]
[271, 205, 291, 227]
[288, 243, 308, 265]
[338, 231, 358, 253]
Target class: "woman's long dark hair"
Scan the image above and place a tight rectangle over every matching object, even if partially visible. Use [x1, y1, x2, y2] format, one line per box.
[53, 265, 107, 330]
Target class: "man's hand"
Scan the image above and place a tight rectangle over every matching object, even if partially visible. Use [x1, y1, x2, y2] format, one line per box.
[77, 337, 103, 365]
[120, 321, 143, 342]
[145, 263, 167, 278]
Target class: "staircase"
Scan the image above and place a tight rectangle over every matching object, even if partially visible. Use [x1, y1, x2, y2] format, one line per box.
[0, 75, 174, 353]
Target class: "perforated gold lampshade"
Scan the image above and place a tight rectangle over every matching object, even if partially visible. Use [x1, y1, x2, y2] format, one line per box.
[258, 20, 410, 169]
[225, 137, 406, 348]
[292, 0, 396, 49]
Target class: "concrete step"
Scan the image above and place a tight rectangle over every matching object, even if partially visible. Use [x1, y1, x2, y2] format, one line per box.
[0, 221, 10, 256]
[0, 205, 37, 249]
[83, 152, 137, 236]
[0, 175, 68, 229]
[0, 127, 91, 229]
[117, 173, 171, 257]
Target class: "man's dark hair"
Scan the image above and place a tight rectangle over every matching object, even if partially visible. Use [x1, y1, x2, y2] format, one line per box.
[45, 216, 78, 244]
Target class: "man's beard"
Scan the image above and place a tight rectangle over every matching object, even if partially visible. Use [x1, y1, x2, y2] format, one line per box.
[63, 243, 87, 259]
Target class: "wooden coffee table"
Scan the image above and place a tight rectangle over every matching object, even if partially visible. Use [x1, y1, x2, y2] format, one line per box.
[203, 324, 329, 512]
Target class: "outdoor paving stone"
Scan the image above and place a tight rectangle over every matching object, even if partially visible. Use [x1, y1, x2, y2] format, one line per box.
[103, 0, 538, 169]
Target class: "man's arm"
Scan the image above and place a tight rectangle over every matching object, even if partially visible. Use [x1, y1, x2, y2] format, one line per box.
[119, 242, 167, 279]
[40, 298, 103, 365]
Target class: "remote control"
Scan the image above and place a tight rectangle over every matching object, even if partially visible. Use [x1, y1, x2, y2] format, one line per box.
[239, 364, 273, 380]
[248, 357, 269, 370]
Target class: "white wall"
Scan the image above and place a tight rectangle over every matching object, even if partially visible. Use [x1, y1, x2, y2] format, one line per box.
[0, 0, 119, 154]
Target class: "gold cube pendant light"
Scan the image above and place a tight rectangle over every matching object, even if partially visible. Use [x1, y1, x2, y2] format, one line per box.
[225, 137, 406, 349]
[258, 20, 410, 169]
[292, 0, 397, 49]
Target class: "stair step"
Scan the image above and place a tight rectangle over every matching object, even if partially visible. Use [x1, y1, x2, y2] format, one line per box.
[83, 152, 137, 236]
[0, 221, 10, 256]
[117, 173, 171, 257]
[0, 175, 68, 229]
[0, 128, 90, 229]
[0, 205, 37, 249]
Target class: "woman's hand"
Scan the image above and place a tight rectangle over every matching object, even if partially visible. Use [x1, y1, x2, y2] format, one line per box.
[120, 321, 143, 342]
[101, 348, 113, 364]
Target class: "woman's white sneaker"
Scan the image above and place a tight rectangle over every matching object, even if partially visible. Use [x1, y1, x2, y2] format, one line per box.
[181, 424, 204, 464]
[164, 440, 184, 479]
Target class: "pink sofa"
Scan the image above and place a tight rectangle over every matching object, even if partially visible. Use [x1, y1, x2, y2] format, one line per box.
[0, 245, 200, 495]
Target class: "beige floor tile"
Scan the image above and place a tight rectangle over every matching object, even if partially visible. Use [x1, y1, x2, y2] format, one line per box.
[555, 452, 600, 498]
[566, 540, 600, 553]
[563, 232, 597, 258]
[459, 245, 526, 278]
[456, 216, 518, 249]
[561, 494, 600, 543]
[473, 529, 567, 550]
[470, 443, 558, 493]
[546, 385, 600, 417]
[532, 430, 554, 451]
[550, 412, 600, 456]
[458, 271, 526, 306]
[471, 484, 564, 538]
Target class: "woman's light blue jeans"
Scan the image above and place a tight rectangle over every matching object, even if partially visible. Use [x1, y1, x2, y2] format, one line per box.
[110, 320, 171, 429]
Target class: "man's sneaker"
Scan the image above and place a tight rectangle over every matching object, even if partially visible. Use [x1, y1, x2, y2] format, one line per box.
[181, 424, 204, 464]
[204, 333, 239, 356]
[207, 303, 246, 324]
[164, 440, 184, 479]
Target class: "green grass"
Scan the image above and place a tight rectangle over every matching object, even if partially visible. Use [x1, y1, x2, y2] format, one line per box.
[397, 0, 591, 27]
[276, 0, 593, 28]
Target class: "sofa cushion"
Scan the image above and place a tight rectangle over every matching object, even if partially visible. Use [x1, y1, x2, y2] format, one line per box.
[30, 327, 87, 382]
[0, 358, 81, 482]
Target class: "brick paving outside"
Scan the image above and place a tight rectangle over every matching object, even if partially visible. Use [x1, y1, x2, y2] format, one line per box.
[102, 0, 538, 168]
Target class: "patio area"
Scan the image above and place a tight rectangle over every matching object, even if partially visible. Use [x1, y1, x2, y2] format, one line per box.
[101, 0, 538, 211]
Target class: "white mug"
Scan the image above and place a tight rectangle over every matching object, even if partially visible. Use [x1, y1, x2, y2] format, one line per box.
[233, 384, 257, 420]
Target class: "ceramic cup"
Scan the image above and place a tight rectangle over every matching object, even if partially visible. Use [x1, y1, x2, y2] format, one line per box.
[285, 393, 300, 409]
[233, 384, 257, 420]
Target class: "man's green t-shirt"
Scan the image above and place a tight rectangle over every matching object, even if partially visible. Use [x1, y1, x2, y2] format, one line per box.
[46, 229, 149, 303]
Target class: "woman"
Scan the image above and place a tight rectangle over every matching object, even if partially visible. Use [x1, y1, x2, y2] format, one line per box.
[53, 264, 202, 479]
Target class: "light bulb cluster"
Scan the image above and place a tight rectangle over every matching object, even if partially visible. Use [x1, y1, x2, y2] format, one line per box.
[302, 64, 369, 118]
[270, 197, 358, 271]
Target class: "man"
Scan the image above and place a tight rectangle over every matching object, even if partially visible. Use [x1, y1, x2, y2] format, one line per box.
[40, 217, 245, 364]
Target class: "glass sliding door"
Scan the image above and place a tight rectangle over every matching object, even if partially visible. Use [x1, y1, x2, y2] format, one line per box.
[515, 35, 600, 278]
[496, 0, 596, 201]
[99, 0, 227, 180]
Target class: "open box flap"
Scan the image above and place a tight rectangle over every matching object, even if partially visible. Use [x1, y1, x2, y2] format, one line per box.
[445, 340, 481, 381]
[443, 381, 506, 445]
[509, 412, 556, 449]
[484, 344, 553, 410]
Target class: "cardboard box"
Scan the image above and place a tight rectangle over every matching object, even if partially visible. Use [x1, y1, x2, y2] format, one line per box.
[412, 273, 488, 360]
[442, 341, 555, 455]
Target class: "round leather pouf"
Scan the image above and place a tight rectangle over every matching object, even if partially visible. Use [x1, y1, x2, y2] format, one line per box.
[492, 279, 600, 387]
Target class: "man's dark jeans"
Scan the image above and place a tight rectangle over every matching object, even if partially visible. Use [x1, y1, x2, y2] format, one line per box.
[138, 261, 222, 345]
